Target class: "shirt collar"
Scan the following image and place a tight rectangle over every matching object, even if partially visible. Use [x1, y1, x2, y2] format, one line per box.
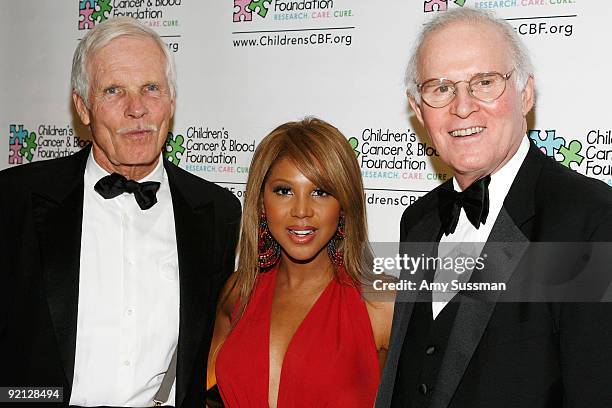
[452, 136, 530, 214]
[85, 151, 166, 190]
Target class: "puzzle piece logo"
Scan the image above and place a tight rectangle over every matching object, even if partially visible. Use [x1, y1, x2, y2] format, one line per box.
[424, 0, 465, 13]
[79, 0, 114, 30]
[233, 0, 272, 22]
[234, 0, 253, 22]
[8, 124, 37, 165]
[248, 0, 272, 17]
[20, 132, 38, 162]
[348, 137, 360, 158]
[529, 128, 585, 171]
[558, 140, 584, 170]
[92, 0, 112, 24]
[164, 132, 186, 165]
[528, 129, 566, 157]
[9, 138, 22, 165]
[9, 125, 28, 145]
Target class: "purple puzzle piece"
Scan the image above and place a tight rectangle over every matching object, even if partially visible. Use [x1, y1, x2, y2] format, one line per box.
[9, 139, 23, 165]
[234, 0, 252, 22]
[424, 0, 448, 12]
[79, 2, 95, 30]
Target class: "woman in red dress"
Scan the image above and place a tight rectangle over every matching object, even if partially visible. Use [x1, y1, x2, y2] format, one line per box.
[207, 118, 394, 407]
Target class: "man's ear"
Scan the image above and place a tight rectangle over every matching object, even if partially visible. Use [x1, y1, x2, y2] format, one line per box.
[72, 91, 91, 126]
[408, 93, 425, 127]
[521, 75, 535, 116]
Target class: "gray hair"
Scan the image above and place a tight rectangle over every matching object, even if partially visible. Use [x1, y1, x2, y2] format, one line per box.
[71, 16, 176, 106]
[405, 8, 534, 103]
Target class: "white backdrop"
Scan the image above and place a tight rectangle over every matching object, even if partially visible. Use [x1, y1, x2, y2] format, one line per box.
[1, 0, 610, 241]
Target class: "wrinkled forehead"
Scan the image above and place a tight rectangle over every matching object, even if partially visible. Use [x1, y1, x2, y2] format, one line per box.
[417, 21, 512, 80]
[88, 35, 167, 82]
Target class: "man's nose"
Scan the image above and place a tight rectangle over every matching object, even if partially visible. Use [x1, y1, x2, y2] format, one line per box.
[449, 82, 479, 118]
[125, 92, 148, 118]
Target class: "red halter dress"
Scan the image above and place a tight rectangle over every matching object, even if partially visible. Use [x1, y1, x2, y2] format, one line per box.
[215, 265, 380, 407]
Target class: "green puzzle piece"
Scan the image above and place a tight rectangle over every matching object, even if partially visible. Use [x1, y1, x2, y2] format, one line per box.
[92, 0, 112, 23]
[247, 0, 272, 17]
[165, 133, 186, 165]
[558, 140, 584, 169]
[348, 137, 360, 158]
[19, 132, 37, 162]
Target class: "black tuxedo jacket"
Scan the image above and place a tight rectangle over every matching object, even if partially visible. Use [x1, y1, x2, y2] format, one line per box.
[0, 146, 241, 408]
[376, 141, 612, 408]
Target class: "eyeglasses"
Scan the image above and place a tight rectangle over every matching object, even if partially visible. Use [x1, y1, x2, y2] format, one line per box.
[416, 70, 514, 108]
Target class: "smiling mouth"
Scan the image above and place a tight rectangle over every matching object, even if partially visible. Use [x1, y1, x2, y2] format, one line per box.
[449, 126, 485, 137]
[288, 229, 316, 237]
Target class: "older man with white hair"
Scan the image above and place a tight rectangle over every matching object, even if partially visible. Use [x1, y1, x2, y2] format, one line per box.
[376, 8, 612, 408]
[0, 17, 240, 407]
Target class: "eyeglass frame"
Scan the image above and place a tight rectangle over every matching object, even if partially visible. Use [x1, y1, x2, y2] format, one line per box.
[416, 70, 514, 108]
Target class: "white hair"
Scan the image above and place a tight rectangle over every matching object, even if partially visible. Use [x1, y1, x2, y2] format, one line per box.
[71, 16, 176, 106]
[405, 8, 534, 104]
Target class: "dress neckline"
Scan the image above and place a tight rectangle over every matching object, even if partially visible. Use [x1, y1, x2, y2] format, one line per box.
[265, 265, 336, 407]
[214, 263, 381, 408]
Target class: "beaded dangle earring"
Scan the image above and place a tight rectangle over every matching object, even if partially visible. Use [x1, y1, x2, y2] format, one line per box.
[327, 214, 345, 267]
[258, 213, 280, 268]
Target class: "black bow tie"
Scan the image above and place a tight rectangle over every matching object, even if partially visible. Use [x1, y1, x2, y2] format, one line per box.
[438, 175, 491, 236]
[94, 173, 161, 210]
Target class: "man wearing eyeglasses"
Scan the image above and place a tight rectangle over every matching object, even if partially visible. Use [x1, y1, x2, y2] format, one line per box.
[376, 7, 612, 408]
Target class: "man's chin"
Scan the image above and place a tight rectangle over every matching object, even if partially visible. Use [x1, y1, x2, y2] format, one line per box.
[447, 152, 492, 171]
[450, 160, 493, 180]
[111, 153, 161, 169]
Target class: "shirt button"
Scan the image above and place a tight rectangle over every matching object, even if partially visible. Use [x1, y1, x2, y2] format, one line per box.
[126, 309, 134, 316]
[418, 383, 429, 395]
[123, 360, 131, 367]
[425, 345, 436, 355]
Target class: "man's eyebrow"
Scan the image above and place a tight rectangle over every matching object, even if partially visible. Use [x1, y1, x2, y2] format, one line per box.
[99, 83, 122, 90]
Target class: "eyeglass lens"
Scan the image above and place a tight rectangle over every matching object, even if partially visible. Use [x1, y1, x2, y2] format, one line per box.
[420, 72, 509, 108]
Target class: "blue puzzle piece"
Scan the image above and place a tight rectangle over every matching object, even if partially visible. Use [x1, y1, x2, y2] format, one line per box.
[9, 125, 28, 144]
[80, 0, 96, 10]
[529, 129, 566, 157]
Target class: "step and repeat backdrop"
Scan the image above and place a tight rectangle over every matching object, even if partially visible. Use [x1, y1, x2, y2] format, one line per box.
[1, 0, 610, 241]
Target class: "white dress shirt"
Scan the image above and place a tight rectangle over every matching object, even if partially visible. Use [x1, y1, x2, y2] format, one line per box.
[70, 152, 179, 407]
[432, 137, 530, 319]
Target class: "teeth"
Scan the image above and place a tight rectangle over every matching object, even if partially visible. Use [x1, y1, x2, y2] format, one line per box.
[450, 127, 484, 137]
[290, 230, 314, 236]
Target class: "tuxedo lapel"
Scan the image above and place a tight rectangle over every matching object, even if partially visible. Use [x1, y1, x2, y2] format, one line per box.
[503, 141, 543, 238]
[429, 207, 531, 408]
[379, 142, 544, 408]
[31, 149, 89, 389]
[165, 162, 215, 408]
[427, 143, 543, 408]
